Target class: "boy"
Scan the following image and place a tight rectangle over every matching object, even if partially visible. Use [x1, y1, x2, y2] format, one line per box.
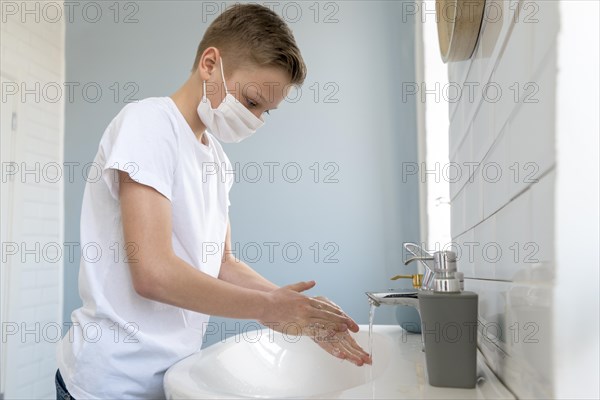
[56, 4, 370, 399]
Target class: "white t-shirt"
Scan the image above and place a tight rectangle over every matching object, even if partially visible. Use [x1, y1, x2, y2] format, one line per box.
[57, 97, 234, 398]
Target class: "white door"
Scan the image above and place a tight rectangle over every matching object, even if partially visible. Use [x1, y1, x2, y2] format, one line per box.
[1, 73, 18, 399]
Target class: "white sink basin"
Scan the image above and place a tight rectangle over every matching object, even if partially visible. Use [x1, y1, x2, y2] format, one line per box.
[164, 325, 514, 399]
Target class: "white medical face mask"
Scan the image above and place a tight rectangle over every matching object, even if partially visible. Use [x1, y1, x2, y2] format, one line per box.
[197, 57, 264, 143]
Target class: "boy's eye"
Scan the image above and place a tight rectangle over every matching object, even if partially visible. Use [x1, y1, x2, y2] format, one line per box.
[245, 97, 271, 116]
[245, 97, 258, 108]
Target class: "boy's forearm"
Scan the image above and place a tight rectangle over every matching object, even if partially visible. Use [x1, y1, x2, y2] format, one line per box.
[218, 257, 279, 292]
[137, 254, 271, 320]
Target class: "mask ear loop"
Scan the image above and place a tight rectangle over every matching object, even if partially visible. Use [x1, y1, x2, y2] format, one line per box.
[202, 80, 209, 103]
[202, 56, 227, 103]
[219, 57, 229, 96]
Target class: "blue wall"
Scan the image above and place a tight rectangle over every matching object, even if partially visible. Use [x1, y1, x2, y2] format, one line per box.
[64, 1, 420, 347]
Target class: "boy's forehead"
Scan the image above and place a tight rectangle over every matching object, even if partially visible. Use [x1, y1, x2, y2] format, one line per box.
[233, 65, 290, 87]
[232, 66, 292, 101]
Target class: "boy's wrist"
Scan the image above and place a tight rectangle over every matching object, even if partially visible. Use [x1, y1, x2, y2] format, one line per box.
[255, 290, 273, 324]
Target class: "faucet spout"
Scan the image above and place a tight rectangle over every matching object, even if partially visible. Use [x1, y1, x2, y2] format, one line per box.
[366, 290, 425, 349]
[365, 290, 420, 310]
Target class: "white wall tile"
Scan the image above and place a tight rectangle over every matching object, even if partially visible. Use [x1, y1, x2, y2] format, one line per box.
[1, 4, 65, 397]
[472, 100, 494, 163]
[447, 62, 459, 118]
[530, 170, 555, 267]
[18, 306, 37, 325]
[481, 125, 510, 218]
[448, 169, 462, 203]
[448, 58, 472, 121]
[19, 270, 38, 288]
[455, 227, 475, 277]
[479, 0, 504, 70]
[502, 282, 553, 398]
[449, 100, 465, 158]
[449, 123, 474, 200]
[463, 279, 507, 337]
[494, 189, 533, 281]
[451, 186, 466, 238]
[531, 0, 560, 68]
[472, 214, 496, 279]
[468, 38, 484, 87]
[492, 2, 535, 135]
[464, 172, 483, 231]
[449, 1, 558, 397]
[506, 49, 557, 199]
[464, 279, 553, 398]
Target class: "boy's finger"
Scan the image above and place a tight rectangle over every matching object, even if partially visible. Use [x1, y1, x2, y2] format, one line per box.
[311, 318, 348, 333]
[311, 299, 346, 316]
[346, 318, 360, 332]
[339, 332, 370, 362]
[284, 280, 316, 292]
[335, 340, 364, 366]
[312, 309, 354, 329]
[312, 297, 360, 332]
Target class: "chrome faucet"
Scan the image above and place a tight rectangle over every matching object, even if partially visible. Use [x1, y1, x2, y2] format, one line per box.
[366, 244, 464, 350]
[365, 243, 436, 309]
[365, 243, 465, 307]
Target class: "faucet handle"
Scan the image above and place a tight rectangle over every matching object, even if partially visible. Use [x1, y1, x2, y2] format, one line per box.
[406, 251, 457, 271]
[404, 255, 434, 267]
[403, 250, 459, 292]
[403, 255, 435, 290]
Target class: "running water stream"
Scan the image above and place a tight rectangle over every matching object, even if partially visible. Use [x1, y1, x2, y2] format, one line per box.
[367, 300, 378, 399]
[368, 301, 377, 358]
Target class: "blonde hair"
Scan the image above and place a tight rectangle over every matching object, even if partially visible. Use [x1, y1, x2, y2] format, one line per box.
[192, 4, 307, 86]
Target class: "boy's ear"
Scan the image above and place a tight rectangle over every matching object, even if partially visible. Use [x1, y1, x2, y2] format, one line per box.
[197, 47, 220, 81]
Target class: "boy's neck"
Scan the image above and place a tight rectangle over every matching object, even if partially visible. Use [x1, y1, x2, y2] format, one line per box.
[170, 74, 208, 145]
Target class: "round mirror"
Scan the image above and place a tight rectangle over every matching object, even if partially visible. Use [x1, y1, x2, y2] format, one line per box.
[436, 0, 486, 62]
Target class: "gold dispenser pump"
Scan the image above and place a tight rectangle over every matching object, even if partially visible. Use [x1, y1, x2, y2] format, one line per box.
[390, 274, 423, 289]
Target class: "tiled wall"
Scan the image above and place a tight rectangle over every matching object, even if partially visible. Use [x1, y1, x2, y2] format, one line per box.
[447, 1, 558, 398]
[1, 2, 65, 398]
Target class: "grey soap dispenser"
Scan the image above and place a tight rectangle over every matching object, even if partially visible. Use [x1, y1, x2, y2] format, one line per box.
[408, 250, 478, 388]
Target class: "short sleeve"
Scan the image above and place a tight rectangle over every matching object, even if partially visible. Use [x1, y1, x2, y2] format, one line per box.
[226, 159, 234, 208]
[101, 101, 178, 202]
[222, 150, 234, 208]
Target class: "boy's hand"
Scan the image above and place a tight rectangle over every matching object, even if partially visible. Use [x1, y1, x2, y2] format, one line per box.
[312, 329, 372, 366]
[259, 282, 358, 335]
[309, 296, 372, 366]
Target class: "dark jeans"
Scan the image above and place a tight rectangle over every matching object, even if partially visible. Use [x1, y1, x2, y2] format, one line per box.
[55, 369, 76, 400]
